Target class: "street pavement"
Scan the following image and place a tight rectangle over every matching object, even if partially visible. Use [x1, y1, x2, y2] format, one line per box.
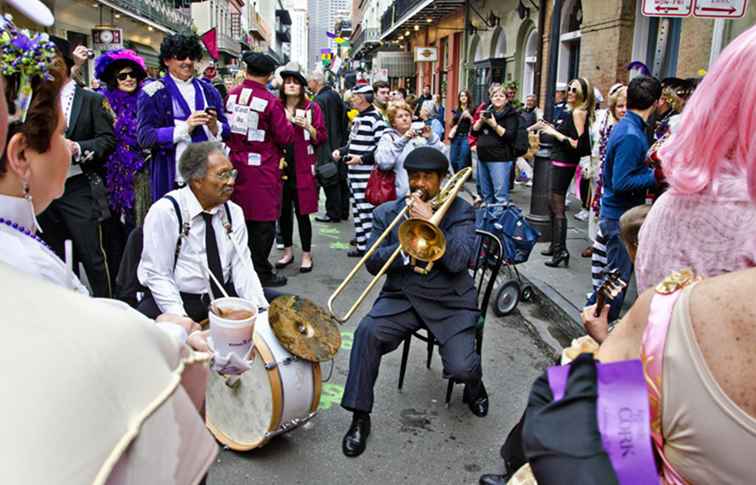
[207, 201, 556, 485]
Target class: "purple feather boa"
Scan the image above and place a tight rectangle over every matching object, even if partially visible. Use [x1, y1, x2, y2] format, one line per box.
[103, 87, 145, 215]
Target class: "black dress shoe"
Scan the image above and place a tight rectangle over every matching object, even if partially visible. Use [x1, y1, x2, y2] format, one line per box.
[299, 261, 313, 273]
[260, 274, 287, 287]
[342, 413, 371, 457]
[315, 215, 340, 223]
[479, 474, 507, 485]
[347, 248, 365, 258]
[349, 238, 357, 246]
[463, 381, 489, 417]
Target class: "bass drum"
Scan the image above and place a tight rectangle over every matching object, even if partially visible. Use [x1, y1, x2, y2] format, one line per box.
[205, 311, 321, 450]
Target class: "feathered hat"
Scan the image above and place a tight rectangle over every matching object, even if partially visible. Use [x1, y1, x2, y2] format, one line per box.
[95, 49, 146, 84]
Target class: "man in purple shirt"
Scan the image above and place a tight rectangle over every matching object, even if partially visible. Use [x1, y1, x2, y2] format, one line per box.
[226, 52, 295, 287]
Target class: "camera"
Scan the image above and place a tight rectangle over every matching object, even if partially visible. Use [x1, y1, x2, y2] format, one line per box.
[482, 110, 493, 119]
[85, 49, 95, 59]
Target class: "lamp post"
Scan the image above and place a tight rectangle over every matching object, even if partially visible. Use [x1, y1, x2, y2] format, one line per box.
[526, 0, 563, 242]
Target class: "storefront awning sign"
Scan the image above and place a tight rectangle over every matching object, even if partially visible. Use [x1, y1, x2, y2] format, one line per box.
[414, 47, 437, 62]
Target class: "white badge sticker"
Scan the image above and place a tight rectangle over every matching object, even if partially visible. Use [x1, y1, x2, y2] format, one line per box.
[307, 145, 314, 156]
[247, 129, 266, 142]
[247, 111, 259, 131]
[311, 164, 316, 176]
[303, 129, 310, 141]
[295, 109, 307, 119]
[226, 94, 238, 112]
[250, 96, 268, 112]
[231, 105, 250, 135]
[238, 88, 253, 106]
[247, 153, 262, 166]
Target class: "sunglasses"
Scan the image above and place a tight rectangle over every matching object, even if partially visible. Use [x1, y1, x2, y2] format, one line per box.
[215, 169, 239, 182]
[117, 71, 137, 81]
[568, 86, 579, 93]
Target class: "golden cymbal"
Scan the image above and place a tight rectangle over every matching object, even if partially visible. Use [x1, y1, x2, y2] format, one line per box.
[268, 295, 341, 362]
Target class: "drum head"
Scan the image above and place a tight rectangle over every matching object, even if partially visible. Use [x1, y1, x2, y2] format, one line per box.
[205, 334, 279, 450]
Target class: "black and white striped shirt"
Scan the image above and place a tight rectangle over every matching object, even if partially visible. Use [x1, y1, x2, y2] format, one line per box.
[344, 106, 387, 171]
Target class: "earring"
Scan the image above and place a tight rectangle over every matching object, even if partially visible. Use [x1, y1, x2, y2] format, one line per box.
[22, 178, 42, 233]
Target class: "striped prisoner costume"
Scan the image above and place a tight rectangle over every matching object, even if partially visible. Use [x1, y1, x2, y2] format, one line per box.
[341, 105, 387, 251]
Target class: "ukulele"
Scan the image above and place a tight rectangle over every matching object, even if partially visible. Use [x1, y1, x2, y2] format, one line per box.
[594, 268, 627, 317]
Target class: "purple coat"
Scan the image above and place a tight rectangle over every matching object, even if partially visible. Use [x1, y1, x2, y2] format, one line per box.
[288, 100, 327, 215]
[226, 79, 295, 221]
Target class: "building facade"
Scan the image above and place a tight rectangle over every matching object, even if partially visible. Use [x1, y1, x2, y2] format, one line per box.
[290, 6, 309, 68]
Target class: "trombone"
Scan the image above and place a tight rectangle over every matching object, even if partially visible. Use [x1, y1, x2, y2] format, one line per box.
[327, 167, 473, 323]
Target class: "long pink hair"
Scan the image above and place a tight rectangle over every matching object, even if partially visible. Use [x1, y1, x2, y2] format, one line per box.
[660, 25, 756, 201]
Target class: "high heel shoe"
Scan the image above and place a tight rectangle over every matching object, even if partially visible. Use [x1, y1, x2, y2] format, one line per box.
[540, 245, 554, 257]
[544, 250, 570, 267]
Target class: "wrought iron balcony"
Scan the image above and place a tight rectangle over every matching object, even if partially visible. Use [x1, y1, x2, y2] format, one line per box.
[351, 27, 380, 57]
[379, 0, 464, 39]
[217, 31, 241, 57]
[107, 0, 192, 33]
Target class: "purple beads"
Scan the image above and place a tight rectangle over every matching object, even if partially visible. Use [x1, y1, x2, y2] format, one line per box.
[0, 216, 50, 249]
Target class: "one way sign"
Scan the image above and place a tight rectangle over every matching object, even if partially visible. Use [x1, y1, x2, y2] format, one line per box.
[693, 0, 748, 18]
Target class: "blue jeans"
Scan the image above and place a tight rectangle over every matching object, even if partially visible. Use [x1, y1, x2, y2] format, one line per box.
[585, 218, 633, 322]
[478, 160, 513, 205]
[449, 135, 470, 172]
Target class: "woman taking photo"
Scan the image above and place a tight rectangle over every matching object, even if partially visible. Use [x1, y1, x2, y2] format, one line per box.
[534, 77, 595, 268]
[94, 49, 149, 277]
[447, 90, 474, 172]
[275, 65, 326, 273]
[470, 85, 519, 205]
[375, 101, 445, 198]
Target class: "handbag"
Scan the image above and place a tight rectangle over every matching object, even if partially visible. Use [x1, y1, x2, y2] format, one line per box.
[365, 165, 396, 206]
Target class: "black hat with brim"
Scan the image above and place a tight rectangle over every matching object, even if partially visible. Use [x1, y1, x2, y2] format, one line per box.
[242, 52, 278, 75]
[404, 146, 449, 173]
[280, 69, 307, 86]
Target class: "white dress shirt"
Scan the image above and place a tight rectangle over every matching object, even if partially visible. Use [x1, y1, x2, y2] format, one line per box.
[60, 79, 82, 178]
[137, 186, 268, 316]
[169, 74, 222, 184]
[0, 194, 89, 294]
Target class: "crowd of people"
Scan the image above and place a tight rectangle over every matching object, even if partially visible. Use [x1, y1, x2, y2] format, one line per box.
[1, 0, 755, 483]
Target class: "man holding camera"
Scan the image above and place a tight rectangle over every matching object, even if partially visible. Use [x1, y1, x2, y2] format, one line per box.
[137, 33, 229, 202]
[332, 85, 387, 257]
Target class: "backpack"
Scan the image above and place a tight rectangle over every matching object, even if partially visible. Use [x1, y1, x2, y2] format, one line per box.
[513, 115, 530, 158]
[114, 195, 233, 307]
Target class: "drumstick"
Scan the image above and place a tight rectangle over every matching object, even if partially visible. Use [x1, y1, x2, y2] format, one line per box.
[64, 239, 73, 275]
[205, 263, 231, 299]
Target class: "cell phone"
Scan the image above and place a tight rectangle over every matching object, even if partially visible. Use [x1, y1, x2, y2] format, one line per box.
[482, 111, 493, 119]
[205, 107, 218, 117]
[411, 121, 425, 132]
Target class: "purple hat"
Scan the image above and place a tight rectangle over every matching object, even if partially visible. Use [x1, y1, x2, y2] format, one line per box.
[95, 49, 147, 84]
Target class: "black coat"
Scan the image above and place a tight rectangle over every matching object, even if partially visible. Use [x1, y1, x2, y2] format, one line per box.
[313, 85, 348, 166]
[67, 85, 116, 176]
[471, 103, 519, 162]
[365, 197, 480, 344]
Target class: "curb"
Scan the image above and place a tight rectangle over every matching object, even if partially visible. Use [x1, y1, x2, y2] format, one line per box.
[517, 270, 584, 340]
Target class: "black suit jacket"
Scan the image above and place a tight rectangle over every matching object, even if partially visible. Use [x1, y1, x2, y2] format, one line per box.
[313, 85, 348, 166]
[366, 197, 480, 343]
[67, 85, 116, 175]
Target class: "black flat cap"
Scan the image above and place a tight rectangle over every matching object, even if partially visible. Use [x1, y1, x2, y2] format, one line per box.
[243, 52, 278, 75]
[404, 146, 449, 173]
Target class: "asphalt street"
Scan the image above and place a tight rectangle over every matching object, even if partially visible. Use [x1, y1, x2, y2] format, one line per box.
[207, 202, 556, 485]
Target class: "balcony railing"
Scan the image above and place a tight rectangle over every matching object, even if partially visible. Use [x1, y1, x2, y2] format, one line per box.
[352, 27, 380, 55]
[217, 31, 241, 57]
[380, 0, 430, 35]
[108, 0, 192, 33]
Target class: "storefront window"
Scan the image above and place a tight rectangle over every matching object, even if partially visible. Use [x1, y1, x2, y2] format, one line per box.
[558, 0, 582, 83]
[522, 29, 538, 101]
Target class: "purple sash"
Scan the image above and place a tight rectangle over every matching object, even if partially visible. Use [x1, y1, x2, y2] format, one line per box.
[547, 360, 660, 485]
[162, 75, 209, 144]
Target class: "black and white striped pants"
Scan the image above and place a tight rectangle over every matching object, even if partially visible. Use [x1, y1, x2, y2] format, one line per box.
[348, 165, 375, 252]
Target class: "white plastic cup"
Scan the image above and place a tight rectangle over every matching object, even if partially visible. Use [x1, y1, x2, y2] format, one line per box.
[208, 297, 257, 358]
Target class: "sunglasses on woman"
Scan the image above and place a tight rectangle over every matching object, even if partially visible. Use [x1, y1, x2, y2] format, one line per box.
[117, 71, 136, 81]
[568, 86, 579, 93]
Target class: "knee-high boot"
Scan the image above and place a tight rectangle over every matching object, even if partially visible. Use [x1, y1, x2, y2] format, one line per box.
[541, 217, 556, 256]
[544, 218, 570, 268]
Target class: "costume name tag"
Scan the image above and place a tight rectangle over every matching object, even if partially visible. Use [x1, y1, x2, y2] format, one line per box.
[247, 153, 262, 166]
[231, 105, 250, 135]
[226, 94, 238, 112]
[247, 111, 259, 131]
[307, 145, 314, 155]
[238, 88, 253, 106]
[303, 129, 310, 141]
[248, 129, 266, 142]
[250, 96, 268, 112]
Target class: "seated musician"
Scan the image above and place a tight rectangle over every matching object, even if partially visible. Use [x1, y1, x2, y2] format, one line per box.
[340, 146, 488, 458]
[137, 141, 270, 323]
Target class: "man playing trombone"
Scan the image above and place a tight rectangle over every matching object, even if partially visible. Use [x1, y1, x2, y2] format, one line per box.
[340, 147, 488, 458]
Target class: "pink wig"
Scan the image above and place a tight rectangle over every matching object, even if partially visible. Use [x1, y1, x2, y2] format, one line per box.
[660, 25, 756, 201]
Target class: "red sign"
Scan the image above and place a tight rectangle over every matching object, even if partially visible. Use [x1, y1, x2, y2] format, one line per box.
[693, 0, 748, 18]
[642, 0, 693, 17]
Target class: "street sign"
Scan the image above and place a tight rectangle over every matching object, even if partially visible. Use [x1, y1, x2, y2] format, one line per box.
[642, 0, 693, 17]
[693, 0, 748, 18]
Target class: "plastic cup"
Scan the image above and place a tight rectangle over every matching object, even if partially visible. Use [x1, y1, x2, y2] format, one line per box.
[208, 297, 257, 358]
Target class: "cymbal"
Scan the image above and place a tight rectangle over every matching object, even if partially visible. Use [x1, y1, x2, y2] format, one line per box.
[268, 295, 341, 362]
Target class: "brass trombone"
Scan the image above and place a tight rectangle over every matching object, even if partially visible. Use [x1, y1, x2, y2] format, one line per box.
[327, 167, 473, 323]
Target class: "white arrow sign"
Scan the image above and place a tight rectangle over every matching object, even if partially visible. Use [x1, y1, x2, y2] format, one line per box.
[694, 0, 748, 18]
[642, 0, 693, 16]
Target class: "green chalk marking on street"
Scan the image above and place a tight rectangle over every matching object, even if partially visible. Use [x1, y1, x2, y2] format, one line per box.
[340, 331, 353, 350]
[319, 383, 344, 410]
[319, 227, 340, 235]
[330, 241, 351, 250]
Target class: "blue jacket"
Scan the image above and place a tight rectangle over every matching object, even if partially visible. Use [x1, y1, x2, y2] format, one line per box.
[600, 111, 656, 220]
[366, 197, 480, 344]
[137, 77, 230, 201]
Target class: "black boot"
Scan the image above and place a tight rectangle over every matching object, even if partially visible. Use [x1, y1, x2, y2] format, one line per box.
[342, 412, 371, 457]
[544, 218, 569, 268]
[540, 244, 555, 257]
[540, 217, 557, 256]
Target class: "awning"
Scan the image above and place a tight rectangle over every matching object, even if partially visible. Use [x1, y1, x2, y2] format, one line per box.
[374, 51, 415, 78]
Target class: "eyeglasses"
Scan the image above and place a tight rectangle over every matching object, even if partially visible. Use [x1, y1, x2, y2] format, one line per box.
[568, 86, 579, 93]
[117, 72, 136, 81]
[214, 169, 238, 182]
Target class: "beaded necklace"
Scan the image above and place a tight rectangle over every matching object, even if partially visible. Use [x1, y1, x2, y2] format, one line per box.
[0, 216, 50, 250]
